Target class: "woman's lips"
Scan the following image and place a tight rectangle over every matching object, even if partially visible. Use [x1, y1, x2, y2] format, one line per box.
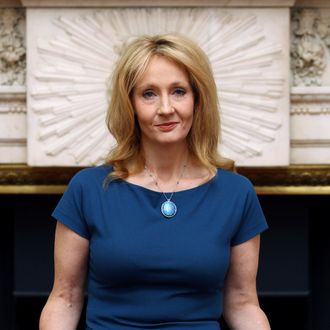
[155, 122, 178, 131]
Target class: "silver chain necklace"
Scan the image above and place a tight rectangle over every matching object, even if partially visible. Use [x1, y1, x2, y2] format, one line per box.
[144, 164, 187, 219]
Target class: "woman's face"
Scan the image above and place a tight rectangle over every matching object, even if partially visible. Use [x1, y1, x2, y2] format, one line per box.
[132, 55, 194, 148]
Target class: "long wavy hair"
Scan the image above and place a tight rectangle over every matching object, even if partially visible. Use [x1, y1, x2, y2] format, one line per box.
[105, 33, 234, 179]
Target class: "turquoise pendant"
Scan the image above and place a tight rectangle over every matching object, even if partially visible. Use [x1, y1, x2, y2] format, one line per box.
[161, 200, 177, 218]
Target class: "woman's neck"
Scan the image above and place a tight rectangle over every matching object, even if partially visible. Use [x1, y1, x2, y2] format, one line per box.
[142, 141, 190, 182]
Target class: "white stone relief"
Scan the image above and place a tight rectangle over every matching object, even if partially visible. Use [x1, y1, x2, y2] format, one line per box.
[0, 8, 26, 86]
[291, 106, 330, 115]
[290, 86, 330, 164]
[0, 87, 27, 163]
[28, 8, 289, 166]
[0, 100, 26, 113]
[0, 86, 26, 113]
[0, 108, 27, 163]
[290, 9, 330, 164]
[0, 9, 27, 163]
[291, 86, 330, 114]
[291, 8, 330, 86]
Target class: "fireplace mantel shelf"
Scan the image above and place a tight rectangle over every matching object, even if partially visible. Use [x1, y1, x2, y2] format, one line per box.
[0, 165, 329, 195]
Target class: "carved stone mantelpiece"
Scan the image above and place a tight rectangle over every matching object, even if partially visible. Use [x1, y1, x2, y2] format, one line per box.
[0, 0, 329, 171]
[27, 7, 290, 166]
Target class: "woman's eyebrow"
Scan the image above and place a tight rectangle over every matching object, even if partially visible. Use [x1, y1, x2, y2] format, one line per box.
[136, 81, 190, 89]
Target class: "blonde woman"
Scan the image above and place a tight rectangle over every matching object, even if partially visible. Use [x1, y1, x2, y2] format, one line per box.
[40, 33, 270, 330]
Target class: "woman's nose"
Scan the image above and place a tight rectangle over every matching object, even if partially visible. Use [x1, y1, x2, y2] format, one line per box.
[158, 96, 174, 114]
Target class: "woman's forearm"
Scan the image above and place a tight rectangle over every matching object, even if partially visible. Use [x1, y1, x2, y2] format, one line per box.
[39, 293, 84, 330]
[40, 223, 89, 329]
[224, 303, 271, 330]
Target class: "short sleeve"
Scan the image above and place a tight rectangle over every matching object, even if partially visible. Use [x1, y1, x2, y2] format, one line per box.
[52, 171, 90, 239]
[231, 180, 268, 246]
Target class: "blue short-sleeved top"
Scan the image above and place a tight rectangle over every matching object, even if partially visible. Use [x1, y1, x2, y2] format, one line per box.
[52, 165, 268, 330]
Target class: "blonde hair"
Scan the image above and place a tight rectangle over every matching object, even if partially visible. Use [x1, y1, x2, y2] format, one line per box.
[105, 33, 234, 179]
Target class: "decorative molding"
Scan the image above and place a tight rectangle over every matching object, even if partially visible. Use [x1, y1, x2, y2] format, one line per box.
[239, 165, 330, 186]
[0, 90, 26, 113]
[0, 165, 80, 185]
[0, 0, 22, 7]
[20, 0, 296, 8]
[291, 86, 330, 114]
[0, 83, 26, 163]
[0, 85, 26, 94]
[291, 105, 330, 115]
[291, 86, 330, 100]
[291, 8, 330, 86]
[290, 86, 330, 163]
[28, 8, 288, 166]
[0, 102, 26, 113]
[291, 139, 330, 147]
[294, 0, 330, 8]
[0, 138, 26, 146]
[0, 84, 26, 163]
[0, 8, 26, 86]
[256, 186, 330, 195]
[0, 86, 26, 113]
[0, 166, 330, 194]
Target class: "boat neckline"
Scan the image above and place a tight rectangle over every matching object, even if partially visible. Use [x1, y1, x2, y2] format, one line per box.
[119, 168, 221, 195]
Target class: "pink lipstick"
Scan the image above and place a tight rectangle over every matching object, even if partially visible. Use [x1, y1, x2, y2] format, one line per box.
[155, 122, 178, 131]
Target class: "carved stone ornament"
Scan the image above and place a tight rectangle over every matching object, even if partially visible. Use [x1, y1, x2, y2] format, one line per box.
[0, 99, 26, 113]
[0, 86, 26, 113]
[28, 8, 289, 166]
[0, 8, 26, 86]
[291, 8, 330, 86]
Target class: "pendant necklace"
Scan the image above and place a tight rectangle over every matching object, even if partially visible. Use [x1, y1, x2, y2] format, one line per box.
[144, 164, 187, 219]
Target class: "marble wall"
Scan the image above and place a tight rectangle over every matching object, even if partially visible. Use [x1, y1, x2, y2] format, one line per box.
[0, 0, 329, 166]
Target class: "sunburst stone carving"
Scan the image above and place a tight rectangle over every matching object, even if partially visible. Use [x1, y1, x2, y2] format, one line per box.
[28, 8, 288, 166]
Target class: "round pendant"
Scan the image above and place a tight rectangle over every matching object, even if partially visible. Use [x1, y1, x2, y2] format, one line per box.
[161, 200, 177, 218]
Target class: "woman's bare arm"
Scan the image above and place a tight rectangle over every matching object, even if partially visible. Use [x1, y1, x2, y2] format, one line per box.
[223, 235, 271, 330]
[39, 222, 89, 330]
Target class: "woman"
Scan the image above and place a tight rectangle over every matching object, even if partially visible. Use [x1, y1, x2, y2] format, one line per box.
[40, 33, 270, 330]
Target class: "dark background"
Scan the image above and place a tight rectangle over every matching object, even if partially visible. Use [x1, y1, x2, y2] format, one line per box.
[0, 194, 329, 330]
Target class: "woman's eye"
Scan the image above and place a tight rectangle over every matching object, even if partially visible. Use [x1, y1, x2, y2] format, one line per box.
[173, 88, 186, 96]
[142, 90, 156, 99]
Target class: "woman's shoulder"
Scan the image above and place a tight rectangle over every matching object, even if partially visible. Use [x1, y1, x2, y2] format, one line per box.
[68, 164, 113, 186]
[217, 168, 254, 191]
